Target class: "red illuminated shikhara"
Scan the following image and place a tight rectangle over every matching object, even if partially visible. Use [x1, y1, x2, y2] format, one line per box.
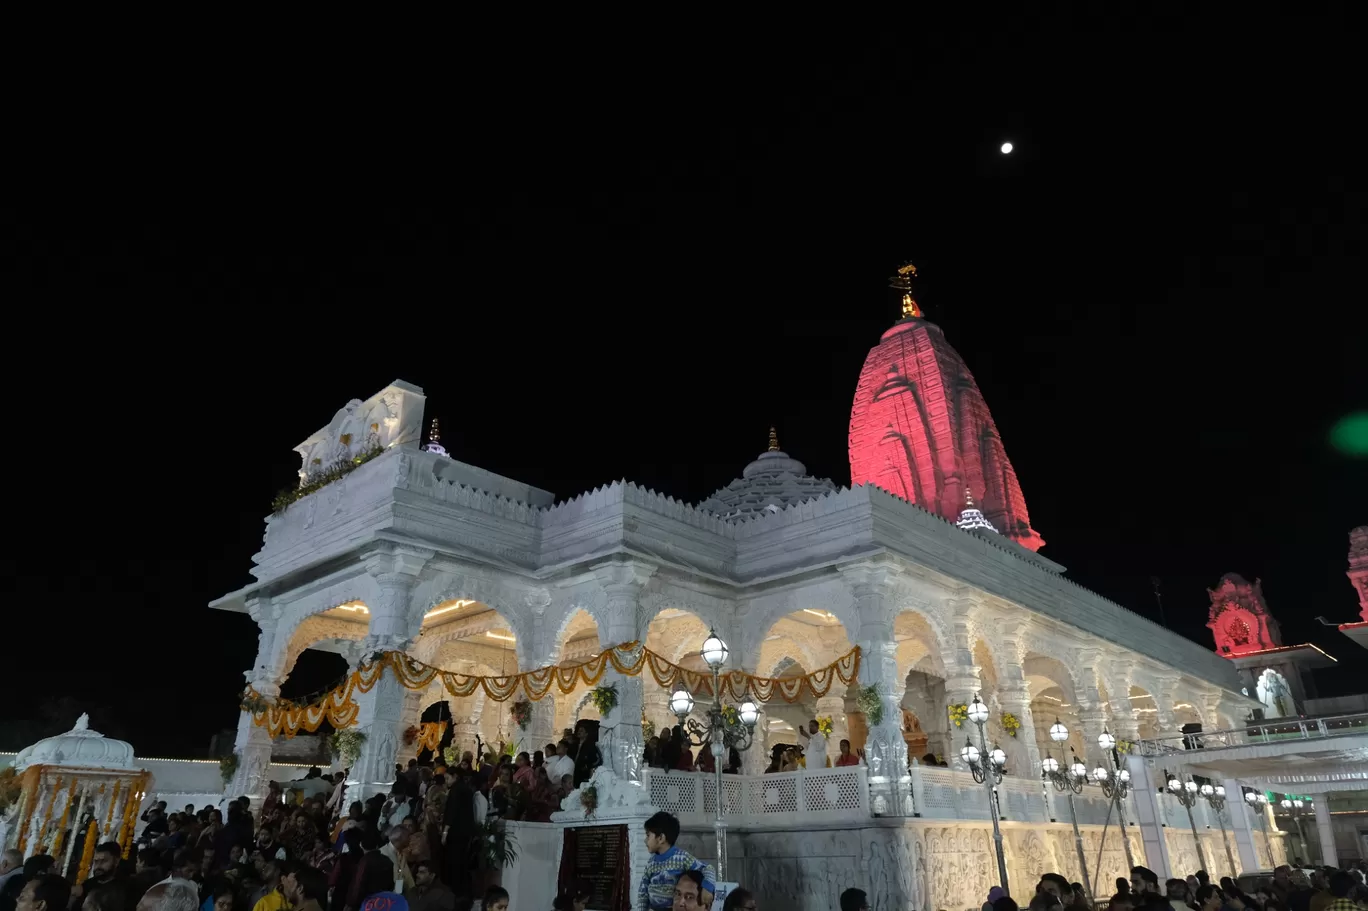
[1206, 573, 1282, 656]
[848, 302, 1045, 551]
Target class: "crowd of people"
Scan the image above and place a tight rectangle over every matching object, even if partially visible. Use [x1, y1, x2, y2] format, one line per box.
[2, 718, 1364, 911]
[961, 862, 1368, 911]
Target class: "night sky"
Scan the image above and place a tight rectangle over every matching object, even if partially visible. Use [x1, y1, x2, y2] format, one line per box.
[5, 22, 1366, 756]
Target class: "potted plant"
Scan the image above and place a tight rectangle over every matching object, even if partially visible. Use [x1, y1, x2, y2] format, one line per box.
[219, 753, 239, 785]
[473, 818, 520, 892]
[511, 700, 532, 731]
[590, 683, 619, 716]
[580, 785, 598, 818]
[329, 730, 367, 765]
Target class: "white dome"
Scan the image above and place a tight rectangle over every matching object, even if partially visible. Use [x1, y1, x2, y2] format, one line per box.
[697, 442, 837, 522]
[14, 714, 136, 772]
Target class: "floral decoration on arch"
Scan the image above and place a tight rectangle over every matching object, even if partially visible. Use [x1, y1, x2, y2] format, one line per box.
[948, 703, 969, 728]
[816, 716, 834, 736]
[1001, 712, 1021, 738]
[511, 700, 532, 731]
[241, 641, 862, 738]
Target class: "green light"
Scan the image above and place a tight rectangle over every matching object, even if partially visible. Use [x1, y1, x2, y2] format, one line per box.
[1329, 412, 1368, 456]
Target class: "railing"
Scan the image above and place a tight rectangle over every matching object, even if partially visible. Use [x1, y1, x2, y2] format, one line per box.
[644, 763, 1146, 829]
[1132, 712, 1368, 756]
[642, 766, 870, 828]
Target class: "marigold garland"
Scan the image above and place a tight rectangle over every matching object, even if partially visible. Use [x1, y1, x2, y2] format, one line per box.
[245, 641, 862, 738]
[76, 818, 99, 882]
[50, 777, 77, 859]
[416, 722, 446, 754]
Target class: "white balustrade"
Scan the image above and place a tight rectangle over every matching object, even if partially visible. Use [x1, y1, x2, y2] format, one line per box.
[642, 765, 870, 828]
[1132, 712, 1368, 756]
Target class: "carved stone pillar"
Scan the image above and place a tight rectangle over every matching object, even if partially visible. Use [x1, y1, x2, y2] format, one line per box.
[840, 562, 908, 814]
[230, 598, 282, 802]
[1151, 678, 1183, 739]
[592, 560, 654, 781]
[527, 695, 557, 758]
[350, 546, 432, 799]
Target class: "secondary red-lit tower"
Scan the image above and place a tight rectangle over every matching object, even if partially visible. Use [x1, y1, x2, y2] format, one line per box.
[848, 265, 1045, 551]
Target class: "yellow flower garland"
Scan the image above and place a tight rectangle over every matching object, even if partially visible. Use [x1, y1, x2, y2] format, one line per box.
[50, 777, 77, 858]
[247, 643, 862, 738]
[77, 819, 99, 882]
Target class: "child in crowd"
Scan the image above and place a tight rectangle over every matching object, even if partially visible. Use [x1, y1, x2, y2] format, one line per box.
[638, 812, 715, 911]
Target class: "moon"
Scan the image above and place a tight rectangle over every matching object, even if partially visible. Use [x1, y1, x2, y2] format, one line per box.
[1000, 142, 1014, 155]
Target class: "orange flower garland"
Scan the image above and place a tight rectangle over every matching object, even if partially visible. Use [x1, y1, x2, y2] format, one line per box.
[49, 777, 76, 857]
[76, 819, 99, 882]
[246, 643, 862, 738]
[415, 722, 446, 754]
[104, 780, 122, 838]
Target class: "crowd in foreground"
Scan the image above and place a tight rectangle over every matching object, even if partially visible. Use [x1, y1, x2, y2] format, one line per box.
[966, 862, 1368, 911]
[0, 722, 1365, 911]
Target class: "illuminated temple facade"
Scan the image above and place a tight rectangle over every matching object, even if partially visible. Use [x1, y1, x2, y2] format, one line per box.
[211, 284, 1267, 910]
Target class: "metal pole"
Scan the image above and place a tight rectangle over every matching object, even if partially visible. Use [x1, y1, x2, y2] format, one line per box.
[1114, 787, 1136, 872]
[977, 720, 1010, 896]
[711, 665, 727, 881]
[1215, 808, 1237, 878]
[1258, 807, 1276, 869]
[1184, 800, 1210, 874]
[1293, 815, 1307, 863]
[1066, 790, 1093, 903]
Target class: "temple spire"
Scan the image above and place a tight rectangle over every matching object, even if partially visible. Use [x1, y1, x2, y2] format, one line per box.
[768, 426, 781, 452]
[889, 263, 923, 321]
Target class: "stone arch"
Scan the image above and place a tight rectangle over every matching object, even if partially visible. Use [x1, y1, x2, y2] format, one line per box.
[554, 608, 602, 665]
[279, 614, 368, 684]
[261, 575, 381, 685]
[1024, 653, 1087, 762]
[411, 600, 520, 676]
[741, 580, 858, 671]
[1129, 684, 1159, 740]
[411, 576, 537, 665]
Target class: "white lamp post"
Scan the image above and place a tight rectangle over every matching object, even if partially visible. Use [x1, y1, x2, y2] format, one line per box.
[964, 694, 1010, 895]
[669, 628, 758, 881]
[1040, 720, 1092, 902]
[1091, 728, 1136, 873]
[1167, 775, 1210, 874]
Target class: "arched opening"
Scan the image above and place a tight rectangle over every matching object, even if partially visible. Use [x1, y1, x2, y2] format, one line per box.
[410, 598, 521, 757]
[1130, 685, 1159, 740]
[893, 610, 948, 764]
[1023, 654, 1086, 763]
[553, 609, 603, 737]
[642, 608, 713, 741]
[754, 608, 855, 769]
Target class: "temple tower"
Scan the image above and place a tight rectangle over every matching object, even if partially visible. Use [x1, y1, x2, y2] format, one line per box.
[1348, 526, 1368, 621]
[848, 265, 1045, 551]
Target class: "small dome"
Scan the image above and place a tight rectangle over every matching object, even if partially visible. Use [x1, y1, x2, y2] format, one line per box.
[14, 714, 136, 772]
[697, 431, 838, 522]
[955, 488, 998, 534]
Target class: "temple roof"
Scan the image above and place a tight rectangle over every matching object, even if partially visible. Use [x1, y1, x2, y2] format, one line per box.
[696, 430, 839, 522]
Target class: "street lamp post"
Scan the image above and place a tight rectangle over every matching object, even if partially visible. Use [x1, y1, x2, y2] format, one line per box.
[670, 628, 759, 882]
[963, 694, 1010, 896]
[1167, 775, 1210, 874]
[1092, 730, 1135, 872]
[1279, 797, 1312, 863]
[1244, 791, 1277, 870]
[1199, 784, 1238, 878]
[1042, 719, 1092, 903]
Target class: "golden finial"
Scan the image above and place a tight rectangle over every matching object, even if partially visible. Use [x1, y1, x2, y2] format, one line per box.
[964, 486, 975, 507]
[428, 418, 441, 444]
[768, 426, 780, 452]
[889, 263, 923, 320]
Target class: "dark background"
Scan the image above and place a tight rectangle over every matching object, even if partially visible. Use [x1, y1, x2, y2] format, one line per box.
[4, 21, 1366, 756]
